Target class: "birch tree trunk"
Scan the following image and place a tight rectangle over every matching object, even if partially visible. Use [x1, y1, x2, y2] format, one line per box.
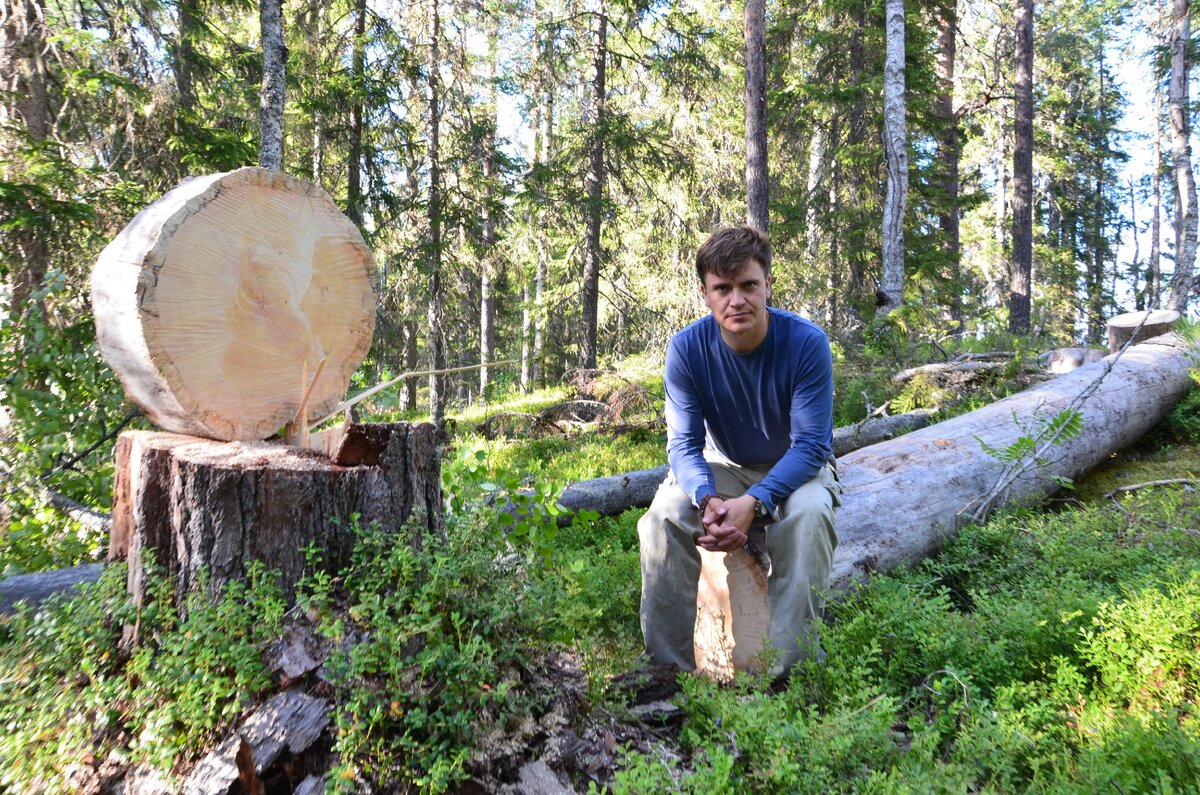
[1009, 0, 1034, 333]
[1151, 0, 1164, 308]
[1166, 0, 1197, 313]
[878, 0, 908, 316]
[258, 0, 286, 171]
[744, 0, 769, 233]
[579, 0, 607, 371]
[1151, 53, 1163, 308]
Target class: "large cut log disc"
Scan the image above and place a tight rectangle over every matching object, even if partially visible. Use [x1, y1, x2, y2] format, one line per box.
[91, 167, 376, 441]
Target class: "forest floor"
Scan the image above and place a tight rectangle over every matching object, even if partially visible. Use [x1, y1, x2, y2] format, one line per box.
[4, 359, 1200, 793]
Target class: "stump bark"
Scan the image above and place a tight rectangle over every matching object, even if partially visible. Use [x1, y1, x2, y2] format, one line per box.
[109, 423, 444, 605]
[91, 167, 376, 442]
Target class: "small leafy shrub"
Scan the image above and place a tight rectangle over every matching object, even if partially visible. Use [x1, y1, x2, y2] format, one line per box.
[295, 518, 559, 793]
[0, 560, 285, 791]
[1152, 381, 1200, 443]
[126, 561, 286, 768]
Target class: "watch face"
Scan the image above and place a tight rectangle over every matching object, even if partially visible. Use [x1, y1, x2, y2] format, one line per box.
[755, 499, 769, 517]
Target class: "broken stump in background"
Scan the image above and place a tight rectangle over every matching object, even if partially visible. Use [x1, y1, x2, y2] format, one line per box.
[109, 422, 445, 607]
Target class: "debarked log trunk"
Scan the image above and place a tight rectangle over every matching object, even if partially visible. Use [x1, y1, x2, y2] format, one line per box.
[831, 332, 1196, 587]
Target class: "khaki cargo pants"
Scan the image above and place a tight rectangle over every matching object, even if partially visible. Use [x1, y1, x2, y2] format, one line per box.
[638, 457, 842, 677]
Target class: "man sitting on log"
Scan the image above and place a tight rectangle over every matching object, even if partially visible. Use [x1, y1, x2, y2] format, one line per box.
[639, 225, 843, 677]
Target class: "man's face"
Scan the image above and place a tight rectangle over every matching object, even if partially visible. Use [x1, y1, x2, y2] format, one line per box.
[701, 258, 772, 349]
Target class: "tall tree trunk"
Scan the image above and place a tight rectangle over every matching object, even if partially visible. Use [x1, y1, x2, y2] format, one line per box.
[744, 0, 769, 233]
[1, 0, 50, 316]
[258, 0, 286, 171]
[579, 0, 607, 371]
[1087, 51, 1107, 344]
[936, 1, 962, 324]
[1167, 0, 1197, 312]
[805, 122, 829, 322]
[346, 0, 367, 227]
[1151, 40, 1163, 309]
[1009, 0, 1034, 333]
[175, 0, 198, 114]
[426, 0, 446, 423]
[878, 0, 908, 316]
[479, 14, 499, 396]
[520, 281, 532, 391]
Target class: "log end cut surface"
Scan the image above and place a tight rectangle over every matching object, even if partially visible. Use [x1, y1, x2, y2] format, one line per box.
[93, 167, 376, 441]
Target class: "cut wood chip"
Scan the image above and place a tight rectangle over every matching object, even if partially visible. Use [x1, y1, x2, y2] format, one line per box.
[182, 690, 330, 795]
[92, 167, 376, 441]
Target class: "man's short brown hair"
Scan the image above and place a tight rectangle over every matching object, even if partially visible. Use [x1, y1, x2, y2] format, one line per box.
[695, 225, 771, 284]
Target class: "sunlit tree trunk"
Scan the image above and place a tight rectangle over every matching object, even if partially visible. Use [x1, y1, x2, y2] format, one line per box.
[878, 0, 907, 316]
[1151, 47, 1163, 308]
[744, 0, 768, 233]
[579, 0, 607, 370]
[1009, 0, 1034, 333]
[1166, 0, 1197, 313]
[259, 0, 286, 170]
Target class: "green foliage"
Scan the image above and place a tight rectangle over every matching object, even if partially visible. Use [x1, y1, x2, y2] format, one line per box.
[125, 561, 286, 768]
[0, 561, 286, 792]
[612, 473, 1200, 791]
[976, 405, 1085, 495]
[891, 373, 949, 414]
[1153, 380, 1200, 444]
[0, 277, 136, 573]
[294, 517, 556, 793]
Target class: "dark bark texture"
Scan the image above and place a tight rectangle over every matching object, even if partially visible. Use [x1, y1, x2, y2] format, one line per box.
[109, 424, 445, 605]
[1009, 0, 1034, 332]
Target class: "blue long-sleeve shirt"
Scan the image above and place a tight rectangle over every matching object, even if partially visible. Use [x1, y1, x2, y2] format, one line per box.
[664, 307, 834, 515]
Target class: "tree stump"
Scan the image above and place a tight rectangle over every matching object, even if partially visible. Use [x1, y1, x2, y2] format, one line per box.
[1107, 309, 1180, 354]
[693, 545, 770, 682]
[91, 167, 376, 442]
[109, 424, 444, 605]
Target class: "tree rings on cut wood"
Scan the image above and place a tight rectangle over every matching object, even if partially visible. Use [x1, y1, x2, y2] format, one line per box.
[1107, 309, 1179, 354]
[92, 167, 376, 442]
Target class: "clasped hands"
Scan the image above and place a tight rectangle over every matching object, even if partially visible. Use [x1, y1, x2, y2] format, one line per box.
[695, 494, 757, 552]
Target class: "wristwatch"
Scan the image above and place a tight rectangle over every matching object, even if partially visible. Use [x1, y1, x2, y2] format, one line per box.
[753, 497, 771, 519]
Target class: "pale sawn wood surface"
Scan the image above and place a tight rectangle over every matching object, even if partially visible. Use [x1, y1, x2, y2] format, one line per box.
[91, 167, 376, 441]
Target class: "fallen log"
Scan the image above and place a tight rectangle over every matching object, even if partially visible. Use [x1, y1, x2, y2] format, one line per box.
[893, 360, 1009, 383]
[553, 408, 938, 520]
[0, 563, 105, 613]
[831, 332, 1196, 587]
[689, 332, 1196, 677]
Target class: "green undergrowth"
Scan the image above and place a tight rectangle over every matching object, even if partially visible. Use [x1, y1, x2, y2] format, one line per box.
[0, 561, 286, 790]
[609, 479, 1200, 793]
